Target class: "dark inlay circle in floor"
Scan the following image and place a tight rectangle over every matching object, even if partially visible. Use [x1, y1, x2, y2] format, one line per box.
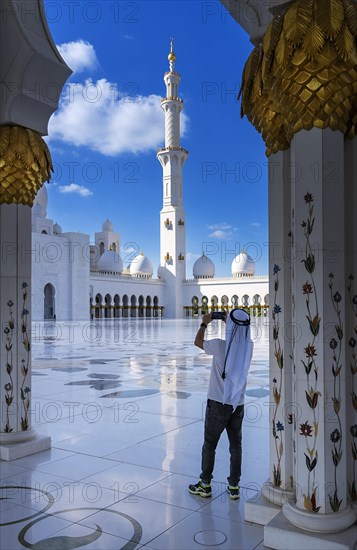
[194, 530, 227, 546]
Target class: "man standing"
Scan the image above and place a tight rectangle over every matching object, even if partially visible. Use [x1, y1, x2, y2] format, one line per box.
[189, 308, 253, 499]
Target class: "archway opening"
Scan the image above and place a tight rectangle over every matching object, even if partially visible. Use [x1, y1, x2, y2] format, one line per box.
[146, 296, 152, 317]
[95, 293, 103, 318]
[138, 295, 144, 318]
[122, 294, 129, 317]
[153, 296, 159, 318]
[130, 295, 137, 317]
[114, 294, 120, 318]
[192, 296, 199, 317]
[105, 293, 111, 318]
[44, 283, 55, 320]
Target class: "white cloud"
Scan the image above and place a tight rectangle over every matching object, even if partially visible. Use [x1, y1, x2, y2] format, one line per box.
[250, 222, 261, 228]
[57, 40, 98, 73]
[48, 78, 188, 156]
[209, 230, 228, 239]
[59, 183, 93, 197]
[122, 34, 134, 40]
[207, 223, 235, 239]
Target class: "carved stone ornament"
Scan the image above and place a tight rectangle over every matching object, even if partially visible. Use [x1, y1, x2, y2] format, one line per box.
[239, 0, 357, 156]
[0, 126, 53, 205]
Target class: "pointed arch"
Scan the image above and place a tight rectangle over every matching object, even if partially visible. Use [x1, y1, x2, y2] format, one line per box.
[44, 283, 55, 320]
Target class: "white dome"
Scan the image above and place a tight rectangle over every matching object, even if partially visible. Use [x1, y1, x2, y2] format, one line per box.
[102, 219, 114, 232]
[32, 202, 45, 218]
[193, 254, 215, 279]
[33, 184, 48, 216]
[53, 222, 62, 234]
[98, 250, 123, 274]
[157, 266, 166, 280]
[130, 252, 153, 278]
[231, 250, 255, 277]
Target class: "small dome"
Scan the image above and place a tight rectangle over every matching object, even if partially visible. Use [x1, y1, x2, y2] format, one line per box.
[53, 222, 62, 235]
[130, 251, 153, 278]
[32, 202, 45, 218]
[231, 250, 255, 277]
[98, 250, 123, 274]
[102, 219, 114, 232]
[33, 185, 48, 216]
[193, 254, 215, 279]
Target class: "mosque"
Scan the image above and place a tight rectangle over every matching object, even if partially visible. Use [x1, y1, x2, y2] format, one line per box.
[2, 1, 357, 547]
[31, 41, 269, 321]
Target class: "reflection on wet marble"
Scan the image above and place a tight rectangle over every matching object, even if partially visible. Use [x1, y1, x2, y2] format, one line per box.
[1, 318, 269, 549]
[245, 388, 270, 398]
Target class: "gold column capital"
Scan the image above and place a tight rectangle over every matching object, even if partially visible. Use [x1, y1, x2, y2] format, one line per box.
[0, 126, 53, 205]
[239, 0, 357, 156]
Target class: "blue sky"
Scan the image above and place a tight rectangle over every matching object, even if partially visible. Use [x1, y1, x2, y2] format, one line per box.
[44, 0, 268, 277]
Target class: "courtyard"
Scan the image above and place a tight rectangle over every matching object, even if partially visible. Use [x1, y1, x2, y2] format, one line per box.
[0, 318, 269, 549]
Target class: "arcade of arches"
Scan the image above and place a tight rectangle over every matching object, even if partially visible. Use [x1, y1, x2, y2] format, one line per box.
[91, 292, 269, 319]
[185, 293, 269, 317]
[91, 293, 163, 318]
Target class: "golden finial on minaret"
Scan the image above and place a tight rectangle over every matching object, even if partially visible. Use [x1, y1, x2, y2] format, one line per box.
[168, 37, 176, 71]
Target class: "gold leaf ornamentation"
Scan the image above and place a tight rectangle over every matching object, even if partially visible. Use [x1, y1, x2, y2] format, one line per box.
[302, 19, 325, 59]
[284, 0, 312, 46]
[344, 0, 357, 34]
[239, 0, 357, 157]
[316, 0, 344, 39]
[0, 126, 53, 205]
[335, 21, 355, 61]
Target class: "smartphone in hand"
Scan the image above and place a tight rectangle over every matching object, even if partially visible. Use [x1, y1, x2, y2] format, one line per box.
[211, 312, 226, 320]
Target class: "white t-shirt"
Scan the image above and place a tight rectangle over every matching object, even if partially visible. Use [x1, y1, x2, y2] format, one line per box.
[203, 339, 226, 403]
[203, 338, 249, 407]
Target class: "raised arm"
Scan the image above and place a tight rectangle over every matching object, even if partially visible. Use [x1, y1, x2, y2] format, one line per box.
[194, 313, 212, 350]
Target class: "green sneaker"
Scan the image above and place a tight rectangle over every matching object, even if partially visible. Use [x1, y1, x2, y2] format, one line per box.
[188, 480, 212, 497]
[227, 484, 240, 500]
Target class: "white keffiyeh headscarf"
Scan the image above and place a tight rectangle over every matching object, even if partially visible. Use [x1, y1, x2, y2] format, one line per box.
[222, 308, 253, 410]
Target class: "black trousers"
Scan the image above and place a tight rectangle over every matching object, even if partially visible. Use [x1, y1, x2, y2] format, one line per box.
[200, 399, 244, 486]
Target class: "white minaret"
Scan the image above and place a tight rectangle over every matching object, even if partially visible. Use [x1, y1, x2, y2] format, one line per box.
[157, 39, 188, 318]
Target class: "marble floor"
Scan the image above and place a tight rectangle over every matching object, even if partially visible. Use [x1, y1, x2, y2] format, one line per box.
[0, 317, 270, 549]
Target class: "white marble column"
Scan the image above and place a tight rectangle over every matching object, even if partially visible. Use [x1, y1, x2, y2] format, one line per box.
[345, 136, 357, 511]
[281, 128, 356, 532]
[0, 204, 51, 460]
[246, 150, 294, 525]
[108, 299, 113, 319]
[265, 129, 357, 550]
[264, 150, 295, 502]
[99, 300, 103, 319]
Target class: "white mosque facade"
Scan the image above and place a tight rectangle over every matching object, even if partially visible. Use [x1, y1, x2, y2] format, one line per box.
[31, 43, 269, 321]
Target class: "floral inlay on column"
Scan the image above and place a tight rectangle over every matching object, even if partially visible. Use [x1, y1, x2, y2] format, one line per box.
[272, 263, 284, 487]
[3, 300, 15, 432]
[347, 274, 357, 502]
[328, 274, 343, 512]
[300, 192, 321, 513]
[20, 282, 31, 431]
[2, 283, 31, 433]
